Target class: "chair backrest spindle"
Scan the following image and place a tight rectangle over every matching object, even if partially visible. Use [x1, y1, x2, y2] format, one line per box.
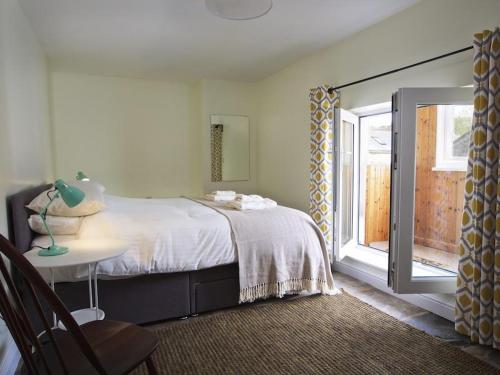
[0, 234, 108, 374]
[0, 256, 53, 374]
[0, 277, 41, 374]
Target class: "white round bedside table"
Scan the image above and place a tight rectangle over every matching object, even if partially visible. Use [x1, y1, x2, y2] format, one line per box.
[24, 239, 127, 329]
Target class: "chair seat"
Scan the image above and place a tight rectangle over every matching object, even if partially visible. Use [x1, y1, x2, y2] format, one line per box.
[36, 320, 159, 375]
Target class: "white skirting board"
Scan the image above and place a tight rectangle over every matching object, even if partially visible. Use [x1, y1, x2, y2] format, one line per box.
[333, 261, 455, 321]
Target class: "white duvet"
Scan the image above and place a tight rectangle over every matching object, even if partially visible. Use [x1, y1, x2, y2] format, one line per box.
[32, 195, 236, 282]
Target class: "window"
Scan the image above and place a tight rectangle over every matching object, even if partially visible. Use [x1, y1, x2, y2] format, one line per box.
[340, 120, 354, 246]
[390, 87, 473, 294]
[333, 88, 473, 296]
[433, 105, 473, 172]
[334, 109, 358, 261]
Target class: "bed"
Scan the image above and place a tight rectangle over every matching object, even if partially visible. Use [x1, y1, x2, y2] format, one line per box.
[7, 184, 333, 325]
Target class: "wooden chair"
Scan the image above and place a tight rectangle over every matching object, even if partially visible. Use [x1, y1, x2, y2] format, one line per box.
[0, 234, 159, 374]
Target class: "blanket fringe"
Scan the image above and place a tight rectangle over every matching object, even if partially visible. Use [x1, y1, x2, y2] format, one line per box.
[239, 278, 334, 303]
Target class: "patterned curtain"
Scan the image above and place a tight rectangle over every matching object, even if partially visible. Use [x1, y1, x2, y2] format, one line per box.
[309, 86, 340, 253]
[211, 124, 223, 182]
[456, 28, 500, 349]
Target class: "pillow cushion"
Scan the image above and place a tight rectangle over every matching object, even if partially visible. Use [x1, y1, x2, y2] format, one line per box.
[28, 214, 82, 235]
[26, 181, 106, 217]
[90, 180, 106, 193]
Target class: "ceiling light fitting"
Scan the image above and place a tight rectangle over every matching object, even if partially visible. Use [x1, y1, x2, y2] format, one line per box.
[205, 0, 273, 20]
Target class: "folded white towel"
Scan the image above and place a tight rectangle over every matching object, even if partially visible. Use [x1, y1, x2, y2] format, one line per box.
[212, 190, 236, 196]
[205, 194, 235, 202]
[227, 198, 277, 210]
[235, 194, 264, 203]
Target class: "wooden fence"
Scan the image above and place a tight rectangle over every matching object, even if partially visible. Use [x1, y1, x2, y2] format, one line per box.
[364, 164, 391, 245]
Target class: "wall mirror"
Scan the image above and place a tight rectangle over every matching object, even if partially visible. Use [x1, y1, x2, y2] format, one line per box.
[210, 114, 250, 182]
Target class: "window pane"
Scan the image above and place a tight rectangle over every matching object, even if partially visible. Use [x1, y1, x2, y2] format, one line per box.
[341, 120, 354, 246]
[358, 113, 392, 251]
[413, 105, 468, 277]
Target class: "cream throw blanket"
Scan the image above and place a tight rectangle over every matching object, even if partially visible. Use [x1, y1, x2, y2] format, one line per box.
[192, 199, 335, 303]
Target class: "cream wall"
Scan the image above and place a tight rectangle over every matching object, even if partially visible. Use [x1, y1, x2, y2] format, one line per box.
[50, 72, 202, 198]
[50, 76, 259, 199]
[200, 79, 258, 194]
[0, 0, 52, 232]
[0, 0, 51, 370]
[256, 0, 500, 212]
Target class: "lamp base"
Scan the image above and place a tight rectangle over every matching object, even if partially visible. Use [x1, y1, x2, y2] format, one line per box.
[38, 245, 69, 256]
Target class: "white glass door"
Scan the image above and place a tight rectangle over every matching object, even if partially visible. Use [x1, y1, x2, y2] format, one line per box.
[334, 108, 359, 261]
[389, 87, 473, 294]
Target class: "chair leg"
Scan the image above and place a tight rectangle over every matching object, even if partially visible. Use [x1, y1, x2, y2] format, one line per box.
[146, 357, 158, 375]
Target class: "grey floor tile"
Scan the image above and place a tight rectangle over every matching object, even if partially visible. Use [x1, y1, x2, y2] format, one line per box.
[403, 312, 466, 341]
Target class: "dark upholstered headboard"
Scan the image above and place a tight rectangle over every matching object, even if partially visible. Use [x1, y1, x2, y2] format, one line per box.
[7, 184, 52, 253]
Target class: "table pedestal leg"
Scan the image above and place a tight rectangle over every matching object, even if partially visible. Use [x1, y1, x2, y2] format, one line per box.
[88, 264, 93, 308]
[94, 263, 99, 320]
[50, 268, 56, 328]
[58, 263, 104, 329]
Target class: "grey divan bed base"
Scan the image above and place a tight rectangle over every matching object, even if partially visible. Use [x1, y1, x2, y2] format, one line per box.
[7, 184, 240, 325]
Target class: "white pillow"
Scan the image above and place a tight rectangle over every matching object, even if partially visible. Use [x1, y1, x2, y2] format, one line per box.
[85, 180, 106, 193]
[28, 214, 82, 235]
[26, 181, 106, 217]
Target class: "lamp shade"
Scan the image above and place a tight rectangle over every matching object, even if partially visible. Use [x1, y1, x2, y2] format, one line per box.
[54, 179, 85, 207]
[76, 171, 89, 181]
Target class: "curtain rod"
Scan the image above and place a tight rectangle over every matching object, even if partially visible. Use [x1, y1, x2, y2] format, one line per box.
[327, 45, 473, 94]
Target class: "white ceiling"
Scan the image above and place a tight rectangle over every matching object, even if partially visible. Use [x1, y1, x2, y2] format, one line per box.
[19, 0, 419, 81]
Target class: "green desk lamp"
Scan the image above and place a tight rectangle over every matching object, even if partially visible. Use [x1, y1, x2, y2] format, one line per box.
[76, 171, 89, 181]
[38, 179, 85, 256]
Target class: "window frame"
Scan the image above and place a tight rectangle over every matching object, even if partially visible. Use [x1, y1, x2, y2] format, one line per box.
[333, 108, 359, 262]
[334, 104, 392, 260]
[389, 87, 473, 294]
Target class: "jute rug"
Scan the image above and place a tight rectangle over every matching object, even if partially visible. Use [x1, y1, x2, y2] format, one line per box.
[133, 292, 496, 374]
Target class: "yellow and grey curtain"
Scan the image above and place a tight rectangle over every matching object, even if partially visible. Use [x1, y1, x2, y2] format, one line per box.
[211, 124, 223, 182]
[456, 28, 500, 349]
[309, 86, 340, 251]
